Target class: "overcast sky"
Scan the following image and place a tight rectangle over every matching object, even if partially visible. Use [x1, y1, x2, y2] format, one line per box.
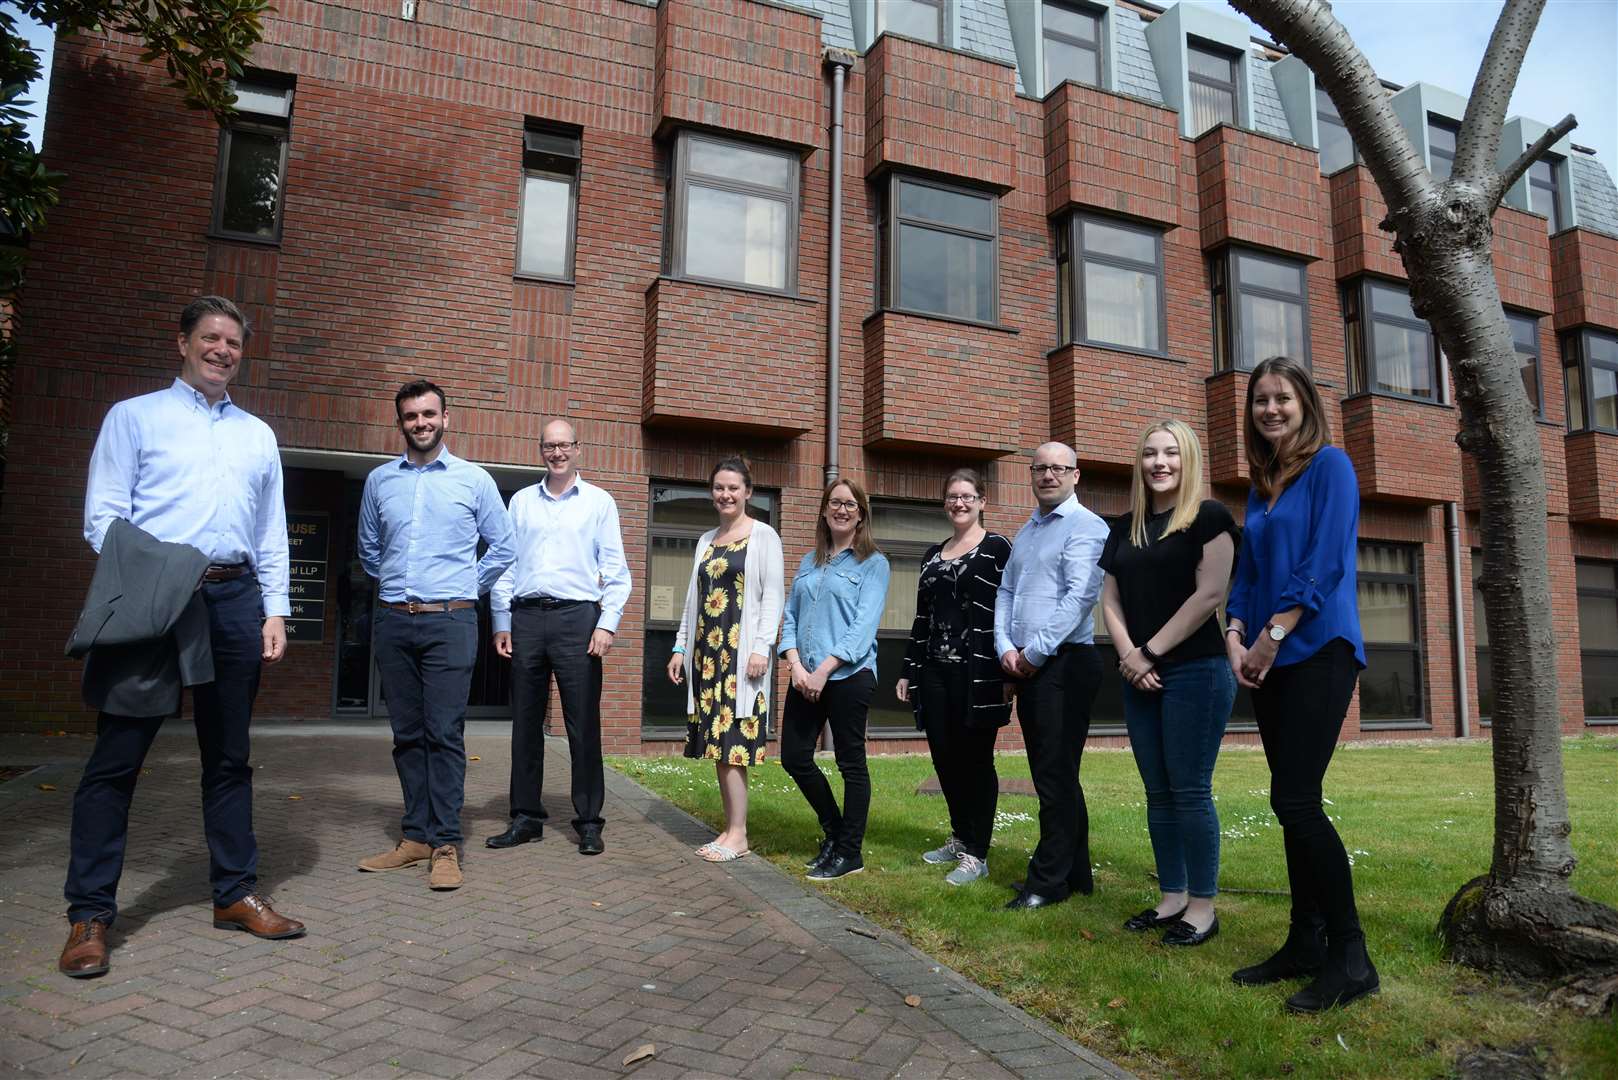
[10, 0, 1617, 168]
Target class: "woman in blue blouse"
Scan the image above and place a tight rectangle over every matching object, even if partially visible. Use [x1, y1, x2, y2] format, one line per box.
[779, 479, 890, 882]
[1225, 356, 1376, 1013]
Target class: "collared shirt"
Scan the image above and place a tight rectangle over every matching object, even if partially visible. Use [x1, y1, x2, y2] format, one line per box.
[994, 493, 1109, 667]
[1227, 446, 1366, 668]
[84, 378, 290, 618]
[490, 473, 631, 634]
[358, 447, 515, 603]
[778, 548, 891, 681]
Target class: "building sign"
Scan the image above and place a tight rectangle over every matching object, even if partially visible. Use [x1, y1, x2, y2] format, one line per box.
[286, 512, 329, 644]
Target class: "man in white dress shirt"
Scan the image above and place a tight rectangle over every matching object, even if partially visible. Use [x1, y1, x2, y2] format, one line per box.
[488, 420, 631, 855]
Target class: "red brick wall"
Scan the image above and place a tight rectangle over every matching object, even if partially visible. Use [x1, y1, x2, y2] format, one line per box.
[1566, 431, 1618, 525]
[1341, 393, 1462, 504]
[1, 0, 1611, 747]
[1492, 205, 1554, 313]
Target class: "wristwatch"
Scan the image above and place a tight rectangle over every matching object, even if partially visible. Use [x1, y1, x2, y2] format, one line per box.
[1263, 621, 1288, 643]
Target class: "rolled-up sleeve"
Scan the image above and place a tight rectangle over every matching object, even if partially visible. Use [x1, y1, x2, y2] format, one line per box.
[1276, 451, 1359, 617]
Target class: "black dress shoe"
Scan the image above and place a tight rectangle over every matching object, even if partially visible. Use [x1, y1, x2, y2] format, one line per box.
[805, 836, 837, 871]
[1004, 888, 1065, 911]
[577, 828, 604, 856]
[1123, 906, 1187, 932]
[485, 817, 544, 849]
[806, 853, 863, 880]
[1162, 916, 1219, 947]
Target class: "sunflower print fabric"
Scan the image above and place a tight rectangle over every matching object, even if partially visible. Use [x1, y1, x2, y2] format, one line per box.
[685, 536, 769, 765]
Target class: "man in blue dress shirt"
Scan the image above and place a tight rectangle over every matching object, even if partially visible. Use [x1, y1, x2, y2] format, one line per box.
[356, 380, 515, 890]
[487, 419, 631, 856]
[60, 296, 303, 980]
[994, 441, 1110, 911]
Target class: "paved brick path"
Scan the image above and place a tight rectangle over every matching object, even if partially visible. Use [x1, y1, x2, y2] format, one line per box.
[0, 726, 1128, 1079]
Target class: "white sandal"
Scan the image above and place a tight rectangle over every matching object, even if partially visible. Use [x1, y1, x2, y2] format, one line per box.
[700, 844, 749, 863]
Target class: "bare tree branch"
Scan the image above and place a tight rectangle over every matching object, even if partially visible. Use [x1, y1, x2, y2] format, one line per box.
[1231, 0, 1429, 210]
[1490, 112, 1578, 207]
[1454, 0, 1547, 183]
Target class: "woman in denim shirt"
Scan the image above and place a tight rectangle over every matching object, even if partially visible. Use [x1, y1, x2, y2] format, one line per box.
[779, 478, 890, 882]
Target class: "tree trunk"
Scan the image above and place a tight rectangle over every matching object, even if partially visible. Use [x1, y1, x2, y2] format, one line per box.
[1230, 0, 1618, 1012]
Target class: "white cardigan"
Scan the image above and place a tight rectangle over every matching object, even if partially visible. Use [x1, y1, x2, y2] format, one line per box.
[672, 521, 785, 720]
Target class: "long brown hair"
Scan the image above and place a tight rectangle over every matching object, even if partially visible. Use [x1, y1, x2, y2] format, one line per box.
[1244, 356, 1330, 502]
[814, 478, 879, 565]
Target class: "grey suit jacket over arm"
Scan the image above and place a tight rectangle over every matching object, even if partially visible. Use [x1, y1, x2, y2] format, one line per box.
[67, 518, 215, 718]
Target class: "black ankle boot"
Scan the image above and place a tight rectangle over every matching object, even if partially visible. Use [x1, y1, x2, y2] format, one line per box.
[1285, 931, 1379, 1013]
[1230, 916, 1326, 986]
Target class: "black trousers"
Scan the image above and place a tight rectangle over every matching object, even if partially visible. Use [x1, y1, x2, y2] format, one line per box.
[1017, 644, 1102, 899]
[919, 663, 999, 860]
[780, 670, 876, 857]
[374, 605, 478, 847]
[509, 601, 604, 831]
[1252, 639, 1363, 938]
[65, 576, 264, 925]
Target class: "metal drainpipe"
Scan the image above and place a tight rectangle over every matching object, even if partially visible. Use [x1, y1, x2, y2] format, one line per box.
[823, 51, 853, 487]
[1439, 354, 1471, 737]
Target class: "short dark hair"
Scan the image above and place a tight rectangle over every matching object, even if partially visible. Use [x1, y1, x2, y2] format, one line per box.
[395, 379, 447, 418]
[709, 455, 753, 491]
[180, 295, 250, 341]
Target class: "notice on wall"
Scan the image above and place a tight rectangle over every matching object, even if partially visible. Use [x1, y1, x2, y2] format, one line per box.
[650, 586, 675, 622]
[285, 512, 329, 644]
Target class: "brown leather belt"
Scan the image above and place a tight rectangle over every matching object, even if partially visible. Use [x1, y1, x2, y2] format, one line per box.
[203, 563, 250, 582]
[381, 600, 477, 614]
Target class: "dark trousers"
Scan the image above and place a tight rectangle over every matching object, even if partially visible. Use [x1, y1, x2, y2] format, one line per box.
[65, 576, 264, 925]
[1017, 644, 1102, 900]
[374, 606, 478, 848]
[918, 663, 999, 860]
[780, 670, 876, 857]
[1251, 639, 1362, 937]
[509, 601, 604, 831]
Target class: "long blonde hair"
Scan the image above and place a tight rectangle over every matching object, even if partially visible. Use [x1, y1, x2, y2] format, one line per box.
[1128, 420, 1206, 547]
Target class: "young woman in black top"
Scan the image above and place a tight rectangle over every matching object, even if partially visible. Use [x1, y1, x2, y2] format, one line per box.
[1099, 420, 1238, 946]
[895, 468, 1013, 886]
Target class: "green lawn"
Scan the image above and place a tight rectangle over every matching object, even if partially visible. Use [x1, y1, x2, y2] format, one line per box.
[612, 735, 1618, 1079]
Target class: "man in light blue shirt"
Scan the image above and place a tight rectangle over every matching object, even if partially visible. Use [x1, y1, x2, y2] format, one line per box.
[994, 441, 1109, 911]
[487, 419, 630, 856]
[61, 296, 303, 981]
[356, 379, 515, 890]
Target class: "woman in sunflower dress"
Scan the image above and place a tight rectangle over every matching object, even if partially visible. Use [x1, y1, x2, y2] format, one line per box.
[666, 457, 784, 862]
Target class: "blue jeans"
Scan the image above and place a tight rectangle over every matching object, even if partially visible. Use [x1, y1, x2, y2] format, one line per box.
[1122, 655, 1234, 899]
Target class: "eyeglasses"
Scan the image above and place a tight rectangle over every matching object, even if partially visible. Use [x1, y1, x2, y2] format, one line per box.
[1029, 464, 1075, 476]
[944, 494, 980, 505]
[826, 499, 859, 512]
[541, 441, 578, 453]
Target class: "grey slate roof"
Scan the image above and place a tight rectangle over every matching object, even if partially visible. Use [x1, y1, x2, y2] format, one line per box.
[1113, 7, 1164, 104]
[957, 0, 1024, 94]
[1571, 153, 1618, 240]
[1248, 52, 1293, 141]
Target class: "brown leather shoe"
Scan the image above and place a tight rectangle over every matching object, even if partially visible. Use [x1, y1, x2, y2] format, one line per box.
[428, 844, 463, 890]
[358, 838, 433, 872]
[212, 894, 306, 939]
[58, 920, 110, 978]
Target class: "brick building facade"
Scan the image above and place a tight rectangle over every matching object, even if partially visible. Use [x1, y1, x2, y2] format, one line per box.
[3, 0, 1616, 753]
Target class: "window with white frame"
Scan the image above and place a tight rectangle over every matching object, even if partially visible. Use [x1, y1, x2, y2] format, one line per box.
[1056, 213, 1164, 354]
[666, 132, 799, 293]
[1345, 279, 1439, 401]
[1043, 1, 1103, 93]
[1212, 248, 1310, 372]
[517, 123, 579, 280]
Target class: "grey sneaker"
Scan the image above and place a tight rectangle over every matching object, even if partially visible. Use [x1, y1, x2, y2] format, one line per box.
[922, 837, 965, 865]
[944, 854, 988, 886]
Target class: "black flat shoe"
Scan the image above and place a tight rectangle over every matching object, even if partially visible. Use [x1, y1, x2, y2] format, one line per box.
[1123, 906, 1187, 932]
[485, 817, 544, 849]
[1005, 888, 1065, 911]
[806, 853, 863, 880]
[805, 837, 836, 871]
[577, 828, 604, 856]
[1162, 916, 1219, 947]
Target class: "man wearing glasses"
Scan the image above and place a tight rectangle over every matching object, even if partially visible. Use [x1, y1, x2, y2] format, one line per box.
[488, 420, 631, 856]
[994, 442, 1109, 910]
